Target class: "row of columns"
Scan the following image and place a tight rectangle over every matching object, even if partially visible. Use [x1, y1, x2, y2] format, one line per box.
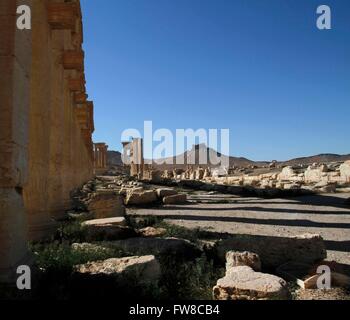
[94, 143, 108, 173]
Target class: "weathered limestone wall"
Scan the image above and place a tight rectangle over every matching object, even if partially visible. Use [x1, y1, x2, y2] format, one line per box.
[23, 0, 94, 239]
[1, 0, 97, 281]
[0, 0, 33, 282]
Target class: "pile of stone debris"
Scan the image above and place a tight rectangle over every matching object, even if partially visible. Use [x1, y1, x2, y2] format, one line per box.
[70, 176, 188, 216]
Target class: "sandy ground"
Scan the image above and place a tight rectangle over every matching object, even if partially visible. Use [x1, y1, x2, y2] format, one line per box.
[128, 191, 350, 266]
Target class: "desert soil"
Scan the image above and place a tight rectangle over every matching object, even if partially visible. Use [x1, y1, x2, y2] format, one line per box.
[128, 190, 350, 267]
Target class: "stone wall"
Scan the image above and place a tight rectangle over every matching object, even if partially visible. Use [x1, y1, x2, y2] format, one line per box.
[0, 0, 97, 282]
[0, 0, 33, 283]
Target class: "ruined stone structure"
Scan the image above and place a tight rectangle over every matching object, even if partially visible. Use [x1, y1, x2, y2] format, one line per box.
[0, 0, 104, 282]
[122, 138, 144, 179]
[94, 143, 108, 174]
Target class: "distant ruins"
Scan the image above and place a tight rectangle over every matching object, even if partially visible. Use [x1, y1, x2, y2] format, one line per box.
[121, 138, 350, 192]
[0, 0, 107, 282]
[94, 143, 109, 175]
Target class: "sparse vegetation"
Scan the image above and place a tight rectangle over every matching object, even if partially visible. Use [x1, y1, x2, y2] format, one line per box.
[158, 253, 224, 300]
[21, 216, 225, 300]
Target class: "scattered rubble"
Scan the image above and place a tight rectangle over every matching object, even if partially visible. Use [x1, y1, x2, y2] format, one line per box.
[30, 170, 350, 301]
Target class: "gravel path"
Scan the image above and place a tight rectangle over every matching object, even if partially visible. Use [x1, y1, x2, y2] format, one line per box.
[128, 191, 350, 265]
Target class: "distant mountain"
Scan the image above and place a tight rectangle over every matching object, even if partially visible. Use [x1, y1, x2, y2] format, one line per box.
[107, 146, 350, 169]
[150, 144, 267, 170]
[279, 154, 350, 167]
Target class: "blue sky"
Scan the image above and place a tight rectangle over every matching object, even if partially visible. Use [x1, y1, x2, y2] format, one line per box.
[81, 0, 350, 161]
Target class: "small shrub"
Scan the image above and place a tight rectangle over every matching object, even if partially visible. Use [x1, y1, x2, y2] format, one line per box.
[158, 253, 224, 300]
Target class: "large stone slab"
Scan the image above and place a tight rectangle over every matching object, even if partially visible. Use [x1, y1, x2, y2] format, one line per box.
[216, 234, 326, 269]
[163, 194, 187, 205]
[86, 192, 125, 219]
[81, 217, 133, 241]
[74, 255, 161, 283]
[125, 189, 158, 206]
[156, 188, 177, 198]
[213, 266, 290, 300]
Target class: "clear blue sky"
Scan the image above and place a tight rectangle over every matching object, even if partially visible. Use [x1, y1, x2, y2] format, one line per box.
[81, 0, 350, 161]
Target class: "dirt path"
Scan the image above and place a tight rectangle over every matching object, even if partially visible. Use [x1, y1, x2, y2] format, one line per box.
[128, 191, 350, 265]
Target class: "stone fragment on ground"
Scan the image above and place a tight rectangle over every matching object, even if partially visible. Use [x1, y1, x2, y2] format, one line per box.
[81, 217, 134, 241]
[86, 192, 125, 218]
[74, 255, 161, 283]
[163, 194, 187, 205]
[102, 237, 202, 260]
[138, 226, 167, 238]
[213, 266, 290, 300]
[82, 217, 126, 227]
[226, 251, 261, 271]
[125, 189, 158, 206]
[156, 188, 178, 198]
[314, 181, 337, 193]
[216, 234, 326, 269]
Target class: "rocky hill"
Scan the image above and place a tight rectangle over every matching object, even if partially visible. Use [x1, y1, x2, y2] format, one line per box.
[107, 146, 350, 169]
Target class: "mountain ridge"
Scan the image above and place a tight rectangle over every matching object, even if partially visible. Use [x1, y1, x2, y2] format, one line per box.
[107, 145, 350, 169]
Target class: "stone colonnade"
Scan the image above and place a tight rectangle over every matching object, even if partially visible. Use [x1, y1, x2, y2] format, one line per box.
[94, 143, 108, 174]
[0, 0, 103, 282]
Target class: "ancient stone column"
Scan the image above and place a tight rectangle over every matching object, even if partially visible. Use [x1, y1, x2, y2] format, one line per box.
[0, 0, 32, 282]
[93, 143, 108, 173]
[102, 144, 108, 168]
[23, 0, 55, 241]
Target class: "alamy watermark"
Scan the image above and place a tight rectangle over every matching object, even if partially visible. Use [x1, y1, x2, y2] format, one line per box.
[16, 5, 31, 30]
[16, 265, 31, 290]
[14, 263, 333, 290]
[317, 5, 331, 30]
[15, 4, 331, 31]
[121, 121, 230, 167]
